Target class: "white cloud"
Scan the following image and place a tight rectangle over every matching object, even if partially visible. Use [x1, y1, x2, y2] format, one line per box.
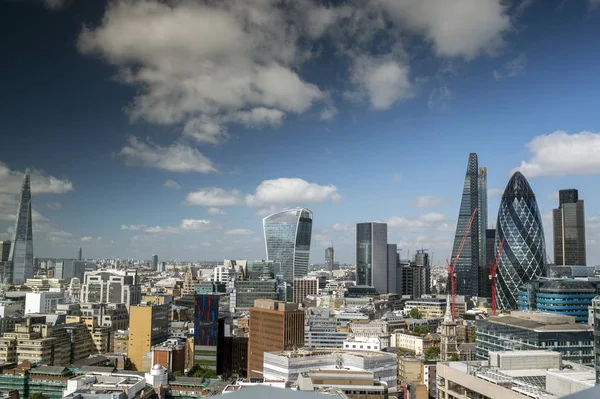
[319, 105, 338, 121]
[121, 224, 145, 231]
[179, 219, 211, 231]
[428, 86, 452, 109]
[488, 188, 504, 197]
[49, 230, 73, 237]
[0, 162, 73, 195]
[512, 131, 600, 177]
[246, 178, 341, 206]
[350, 56, 412, 110]
[46, 202, 62, 210]
[80, 236, 93, 242]
[493, 53, 526, 80]
[225, 229, 254, 235]
[163, 179, 181, 190]
[411, 196, 447, 209]
[120, 137, 217, 173]
[255, 205, 278, 218]
[185, 187, 243, 206]
[144, 225, 179, 234]
[207, 207, 227, 215]
[378, 0, 511, 60]
[388, 213, 448, 229]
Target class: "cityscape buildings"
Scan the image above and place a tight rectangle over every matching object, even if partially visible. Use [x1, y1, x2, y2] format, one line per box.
[10, 169, 34, 285]
[128, 302, 170, 371]
[495, 172, 546, 310]
[152, 254, 159, 270]
[449, 154, 481, 297]
[553, 189, 586, 266]
[325, 246, 334, 271]
[77, 247, 82, 261]
[356, 222, 394, 294]
[194, 293, 225, 373]
[263, 208, 313, 284]
[292, 276, 318, 304]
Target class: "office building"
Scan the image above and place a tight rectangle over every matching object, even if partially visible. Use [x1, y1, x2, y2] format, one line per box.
[158, 261, 166, 273]
[0, 241, 10, 262]
[478, 167, 488, 286]
[436, 351, 595, 399]
[356, 222, 391, 294]
[55, 259, 88, 283]
[293, 277, 318, 304]
[401, 253, 431, 299]
[479, 229, 496, 298]
[152, 254, 159, 270]
[325, 247, 334, 271]
[230, 280, 278, 311]
[297, 370, 388, 399]
[10, 170, 34, 284]
[194, 293, 225, 373]
[263, 208, 313, 284]
[517, 279, 599, 323]
[248, 299, 305, 377]
[77, 247, 82, 261]
[592, 296, 600, 384]
[449, 154, 480, 297]
[475, 311, 593, 365]
[495, 172, 546, 310]
[553, 189, 586, 266]
[24, 291, 66, 314]
[128, 303, 170, 371]
[262, 349, 397, 387]
[80, 269, 141, 309]
[304, 308, 349, 349]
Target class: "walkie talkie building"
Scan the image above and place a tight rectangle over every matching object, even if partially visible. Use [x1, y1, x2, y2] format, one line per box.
[495, 172, 546, 310]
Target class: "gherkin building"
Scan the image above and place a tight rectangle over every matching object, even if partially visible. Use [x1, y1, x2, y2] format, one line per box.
[495, 172, 546, 310]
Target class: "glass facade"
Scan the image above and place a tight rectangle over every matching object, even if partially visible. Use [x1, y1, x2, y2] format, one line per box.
[495, 172, 546, 310]
[449, 153, 480, 297]
[10, 170, 33, 284]
[263, 208, 313, 284]
[553, 189, 586, 266]
[356, 222, 388, 294]
[593, 296, 600, 384]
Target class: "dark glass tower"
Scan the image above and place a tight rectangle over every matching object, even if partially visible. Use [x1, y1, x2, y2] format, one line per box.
[10, 169, 33, 284]
[495, 172, 546, 310]
[263, 208, 312, 284]
[450, 153, 480, 296]
[356, 222, 388, 293]
[553, 189, 586, 266]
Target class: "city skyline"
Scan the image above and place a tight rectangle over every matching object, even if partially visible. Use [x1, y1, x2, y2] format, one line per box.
[1, 1, 600, 264]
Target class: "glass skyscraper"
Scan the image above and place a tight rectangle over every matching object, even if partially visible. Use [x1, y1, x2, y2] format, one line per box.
[356, 222, 389, 294]
[449, 153, 480, 296]
[10, 169, 33, 285]
[263, 208, 312, 284]
[495, 172, 546, 310]
[553, 189, 586, 266]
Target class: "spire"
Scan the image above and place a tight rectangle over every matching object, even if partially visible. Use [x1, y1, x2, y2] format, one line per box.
[444, 294, 453, 322]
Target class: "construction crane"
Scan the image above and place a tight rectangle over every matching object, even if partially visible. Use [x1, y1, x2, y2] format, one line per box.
[446, 208, 478, 320]
[489, 236, 506, 316]
[416, 248, 428, 254]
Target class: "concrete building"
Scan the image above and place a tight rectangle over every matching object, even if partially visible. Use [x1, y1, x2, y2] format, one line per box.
[304, 308, 349, 349]
[262, 348, 397, 388]
[230, 280, 278, 311]
[398, 356, 423, 384]
[54, 259, 88, 283]
[391, 331, 440, 356]
[476, 311, 594, 365]
[297, 370, 388, 399]
[593, 296, 600, 384]
[248, 299, 305, 377]
[436, 351, 595, 399]
[80, 269, 141, 309]
[152, 338, 189, 373]
[128, 303, 170, 371]
[325, 247, 334, 271]
[293, 277, 318, 304]
[553, 189, 586, 266]
[24, 291, 66, 314]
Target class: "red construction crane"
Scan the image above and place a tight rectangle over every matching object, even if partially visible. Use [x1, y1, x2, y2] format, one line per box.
[489, 236, 506, 316]
[446, 208, 478, 320]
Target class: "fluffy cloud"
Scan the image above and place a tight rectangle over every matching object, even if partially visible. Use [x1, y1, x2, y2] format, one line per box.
[388, 213, 449, 230]
[46, 202, 62, 210]
[0, 162, 73, 195]
[378, 0, 511, 60]
[512, 131, 600, 177]
[185, 188, 243, 206]
[493, 53, 526, 80]
[80, 236, 93, 242]
[163, 179, 181, 190]
[120, 136, 217, 173]
[207, 207, 227, 215]
[411, 196, 447, 209]
[179, 219, 211, 231]
[246, 178, 341, 206]
[224, 229, 255, 235]
[122, 219, 213, 234]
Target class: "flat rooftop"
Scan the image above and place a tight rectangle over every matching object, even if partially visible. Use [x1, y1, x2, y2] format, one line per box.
[485, 315, 591, 332]
[273, 349, 396, 359]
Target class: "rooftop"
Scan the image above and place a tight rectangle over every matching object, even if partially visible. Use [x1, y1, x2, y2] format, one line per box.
[273, 348, 396, 359]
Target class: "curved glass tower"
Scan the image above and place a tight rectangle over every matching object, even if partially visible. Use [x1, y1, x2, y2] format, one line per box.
[263, 208, 312, 284]
[495, 172, 546, 310]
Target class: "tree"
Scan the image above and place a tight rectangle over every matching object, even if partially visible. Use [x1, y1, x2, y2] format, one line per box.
[424, 347, 440, 360]
[27, 394, 49, 399]
[413, 326, 429, 335]
[188, 365, 217, 379]
[409, 308, 422, 319]
[449, 354, 460, 361]
[173, 370, 185, 377]
[470, 329, 477, 343]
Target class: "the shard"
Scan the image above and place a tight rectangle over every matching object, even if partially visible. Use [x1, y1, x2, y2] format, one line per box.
[449, 153, 480, 296]
[495, 172, 546, 310]
[10, 169, 34, 284]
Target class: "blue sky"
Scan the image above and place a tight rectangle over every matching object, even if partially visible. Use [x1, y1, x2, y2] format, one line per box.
[1, 0, 600, 264]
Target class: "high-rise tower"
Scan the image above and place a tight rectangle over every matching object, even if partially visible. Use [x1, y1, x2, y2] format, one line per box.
[356, 222, 389, 294]
[495, 172, 546, 310]
[325, 247, 334, 271]
[449, 154, 480, 297]
[553, 189, 586, 266]
[263, 208, 312, 284]
[10, 169, 34, 285]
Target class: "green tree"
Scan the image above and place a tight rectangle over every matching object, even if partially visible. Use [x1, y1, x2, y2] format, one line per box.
[173, 370, 185, 377]
[449, 354, 460, 361]
[27, 394, 49, 399]
[188, 365, 217, 379]
[413, 326, 429, 335]
[424, 347, 440, 360]
[409, 308, 422, 319]
[470, 329, 477, 343]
